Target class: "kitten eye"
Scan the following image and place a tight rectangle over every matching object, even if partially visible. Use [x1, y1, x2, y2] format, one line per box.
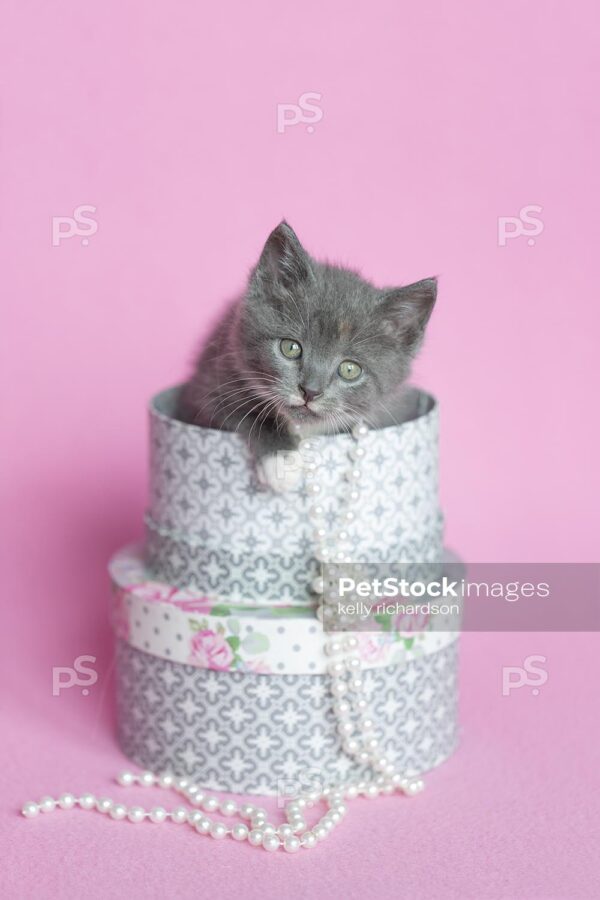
[280, 339, 302, 359]
[338, 360, 362, 381]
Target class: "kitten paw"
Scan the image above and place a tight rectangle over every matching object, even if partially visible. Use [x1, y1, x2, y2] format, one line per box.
[256, 451, 303, 493]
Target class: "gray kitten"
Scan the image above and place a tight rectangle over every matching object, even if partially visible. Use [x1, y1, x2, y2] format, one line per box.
[178, 221, 436, 491]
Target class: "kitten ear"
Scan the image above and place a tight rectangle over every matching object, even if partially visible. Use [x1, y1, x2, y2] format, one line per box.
[252, 221, 313, 293]
[379, 277, 437, 351]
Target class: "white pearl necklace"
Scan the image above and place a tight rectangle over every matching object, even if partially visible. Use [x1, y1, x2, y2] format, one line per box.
[20, 765, 421, 851]
[21, 422, 424, 851]
[303, 422, 425, 793]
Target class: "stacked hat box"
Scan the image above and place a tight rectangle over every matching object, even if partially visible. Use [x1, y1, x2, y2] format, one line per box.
[110, 386, 459, 795]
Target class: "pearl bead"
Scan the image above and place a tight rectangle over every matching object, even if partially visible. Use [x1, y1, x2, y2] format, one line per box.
[301, 831, 317, 848]
[148, 806, 167, 823]
[232, 823, 249, 841]
[278, 824, 295, 839]
[331, 681, 347, 697]
[176, 777, 189, 790]
[110, 803, 127, 820]
[79, 793, 95, 810]
[196, 817, 212, 834]
[21, 801, 39, 818]
[344, 636, 358, 650]
[202, 797, 219, 813]
[248, 828, 264, 846]
[187, 810, 204, 825]
[345, 786, 359, 800]
[311, 505, 324, 516]
[58, 793, 76, 810]
[191, 792, 205, 807]
[311, 576, 325, 594]
[352, 423, 368, 438]
[262, 834, 280, 852]
[117, 771, 135, 786]
[284, 836, 301, 853]
[96, 798, 112, 814]
[39, 796, 56, 813]
[350, 677, 364, 690]
[140, 771, 155, 787]
[308, 483, 321, 494]
[171, 806, 188, 824]
[127, 806, 145, 823]
[220, 800, 237, 816]
[406, 778, 425, 795]
[391, 774, 409, 788]
[336, 802, 348, 816]
[291, 820, 306, 834]
[186, 785, 200, 797]
[313, 824, 328, 841]
[158, 773, 175, 788]
[326, 640, 342, 655]
[321, 816, 335, 831]
[344, 738, 359, 754]
[239, 804, 254, 819]
[209, 822, 228, 839]
[365, 785, 379, 799]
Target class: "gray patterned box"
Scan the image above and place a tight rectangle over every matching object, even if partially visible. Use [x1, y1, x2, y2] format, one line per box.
[145, 386, 444, 603]
[112, 385, 459, 794]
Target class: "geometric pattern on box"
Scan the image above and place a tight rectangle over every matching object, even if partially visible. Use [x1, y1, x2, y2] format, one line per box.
[112, 384, 460, 794]
[115, 638, 459, 795]
[146, 386, 444, 601]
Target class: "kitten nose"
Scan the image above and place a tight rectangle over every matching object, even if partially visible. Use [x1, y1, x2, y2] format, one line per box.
[300, 385, 322, 403]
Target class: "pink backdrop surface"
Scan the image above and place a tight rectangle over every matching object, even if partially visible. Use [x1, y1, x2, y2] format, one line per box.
[1, 2, 598, 898]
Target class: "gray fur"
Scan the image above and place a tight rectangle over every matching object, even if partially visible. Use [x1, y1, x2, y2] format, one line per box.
[178, 221, 437, 468]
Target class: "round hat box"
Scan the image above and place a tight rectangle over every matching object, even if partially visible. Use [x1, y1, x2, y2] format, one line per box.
[111, 386, 459, 795]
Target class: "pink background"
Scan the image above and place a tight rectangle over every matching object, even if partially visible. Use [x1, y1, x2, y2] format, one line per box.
[1, 2, 598, 898]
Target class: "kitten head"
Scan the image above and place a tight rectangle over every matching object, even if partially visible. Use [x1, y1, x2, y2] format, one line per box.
[239, 221, 436, 431]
